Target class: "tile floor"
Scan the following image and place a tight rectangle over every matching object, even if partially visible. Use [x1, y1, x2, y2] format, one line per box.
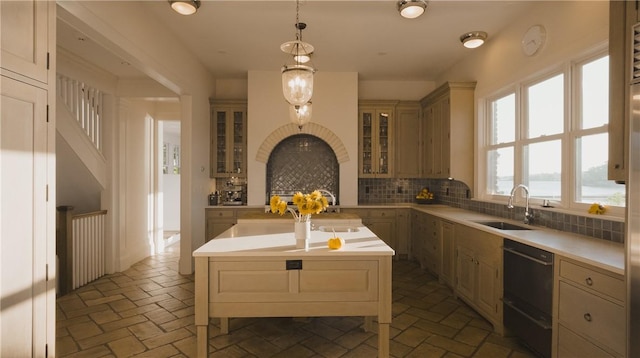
[56, 245, 537, 357]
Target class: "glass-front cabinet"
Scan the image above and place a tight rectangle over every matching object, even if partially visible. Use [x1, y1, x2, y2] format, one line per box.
[358, 102, 395, 178]
[210, 100, 247, 178]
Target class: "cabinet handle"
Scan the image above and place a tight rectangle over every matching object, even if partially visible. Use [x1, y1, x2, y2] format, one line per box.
[585, 277, 593, 286]
[583, 313, 592, 322]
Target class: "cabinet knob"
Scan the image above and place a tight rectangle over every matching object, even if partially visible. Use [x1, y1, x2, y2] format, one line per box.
[583, 313, 592, 322]
[585, 277, 593, 286]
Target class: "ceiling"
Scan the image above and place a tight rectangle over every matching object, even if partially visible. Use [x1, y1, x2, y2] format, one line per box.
[57, 1, 536, 83]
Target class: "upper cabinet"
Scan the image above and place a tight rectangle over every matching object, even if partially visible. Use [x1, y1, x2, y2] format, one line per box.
[210, 100, 247, 178]
[420, 82, 476, 188]
[395, 101, 422, 178]
[0, 1, 50, 84]
[608, 1, 638, 183]
[358, 101, 396, 178]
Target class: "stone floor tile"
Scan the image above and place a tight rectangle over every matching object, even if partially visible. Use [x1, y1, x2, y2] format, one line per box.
[90, 310, 122, 325]
[107, 335, 146, 357]
[132, 344, 179, 358]
[128, 321, 164, 340]
[84, 294, 127, 307]
[427, 334, 476, 357]
[57, 247, 537, 358]
[454, 325, 490, 347]
[334, 329, 374, 349]
[472, 341, 511, 358]
[173, 336, 198, 357]
[100, 314, 148, 332]
[142, 327, 192, 349]
[56, 335, 79, 356]
[393, 326, 431, 348]
[67, 321, 103, 341]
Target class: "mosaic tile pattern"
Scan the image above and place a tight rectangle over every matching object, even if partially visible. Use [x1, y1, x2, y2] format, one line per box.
[358, 178, 626, 244]
[267, 134, 339, 201]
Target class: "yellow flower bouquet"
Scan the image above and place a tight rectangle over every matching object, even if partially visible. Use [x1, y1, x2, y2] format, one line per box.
[270, 190, 329, 222]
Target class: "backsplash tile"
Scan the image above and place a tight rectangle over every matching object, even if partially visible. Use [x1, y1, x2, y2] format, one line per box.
[358, 178, 625, 244]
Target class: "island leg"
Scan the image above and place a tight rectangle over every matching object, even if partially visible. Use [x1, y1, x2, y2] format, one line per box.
[378, 256, 392, 357]
[194, 257, 209, 357]
[220, 317, 229, 334]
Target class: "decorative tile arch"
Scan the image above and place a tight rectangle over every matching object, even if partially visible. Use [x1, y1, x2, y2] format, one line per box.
[255, 122, 350, 164]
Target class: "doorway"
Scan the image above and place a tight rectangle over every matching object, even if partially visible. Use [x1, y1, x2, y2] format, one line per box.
[158, 120, 181, 251]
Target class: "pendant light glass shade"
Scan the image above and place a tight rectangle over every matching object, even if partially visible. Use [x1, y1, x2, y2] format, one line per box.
[282, 65, 315, 106]
[289, 102, 312, 128]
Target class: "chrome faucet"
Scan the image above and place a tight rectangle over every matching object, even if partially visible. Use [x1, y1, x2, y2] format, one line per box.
[508, 184, 532, 224]
[317, 189, 336, 206]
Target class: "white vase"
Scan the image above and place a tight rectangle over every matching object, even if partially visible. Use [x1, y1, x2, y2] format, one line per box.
[294, 220, 311, 249]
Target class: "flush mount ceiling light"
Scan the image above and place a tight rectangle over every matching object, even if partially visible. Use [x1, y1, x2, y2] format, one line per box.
[397, 0, 428, 19]
[460, 31, 488, 49]
[289, 102, 312, 129]
[281, 0, 316, 107]
[169, 0, 200, 15]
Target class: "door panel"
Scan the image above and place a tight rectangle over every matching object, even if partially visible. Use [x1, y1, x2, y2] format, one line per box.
[0, 76, 48, 357]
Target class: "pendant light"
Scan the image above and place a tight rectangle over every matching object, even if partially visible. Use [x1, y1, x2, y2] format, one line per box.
[281, 0, 316, 107]
[289, 102, 312, 129]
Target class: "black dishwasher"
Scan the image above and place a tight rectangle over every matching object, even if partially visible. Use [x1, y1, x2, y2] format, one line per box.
[503, 239, 554, 358]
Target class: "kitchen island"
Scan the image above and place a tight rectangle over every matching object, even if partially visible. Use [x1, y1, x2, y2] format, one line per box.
[193, 222, 395, 357]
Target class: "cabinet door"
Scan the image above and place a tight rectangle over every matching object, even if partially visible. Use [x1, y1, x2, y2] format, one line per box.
[476, 255, 499, 317]
[456, 245, 476, 302]
[1, 75, 49, 357]
[395, 104, 421, 178]
[423, 105, 434, 176]
[210, 103, 247, 178]
[358, 107, 394, 178]
[0, 1, 49, 83]
[440, 220, 455, 286]
[395, 209, 410, 259]
[368, 219, 394, 249]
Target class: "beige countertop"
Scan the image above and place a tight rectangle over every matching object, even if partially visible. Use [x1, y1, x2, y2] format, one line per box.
[205, 203, 625, 275]
[412, 206, 625, 276]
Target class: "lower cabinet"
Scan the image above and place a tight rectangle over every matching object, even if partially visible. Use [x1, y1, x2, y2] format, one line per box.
[341, 208, 400, 257]
[555, 257, 625, 357]
[440, 220, 455, 287]
[454, 224, 503, 331]
[205, 207, 264, 241]
[423, 214, 441, 275]
[410, 210, 427, 267]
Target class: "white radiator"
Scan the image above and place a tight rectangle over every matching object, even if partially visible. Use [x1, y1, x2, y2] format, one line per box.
[71, 211, 106, 289]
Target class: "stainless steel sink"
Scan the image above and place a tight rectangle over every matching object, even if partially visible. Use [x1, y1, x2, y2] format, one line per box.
[473, 221, 533, 230]
[318, 226, 359, 233]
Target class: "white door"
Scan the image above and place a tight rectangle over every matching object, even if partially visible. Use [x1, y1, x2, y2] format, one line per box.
[0, 75, 48, 357]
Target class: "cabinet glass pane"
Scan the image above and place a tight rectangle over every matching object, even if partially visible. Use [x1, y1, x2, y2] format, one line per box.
[378, 112, 389, 174]
[216, 112, 227, 173]
[362, 112, 373, 174]
[233, 111, 243, 174]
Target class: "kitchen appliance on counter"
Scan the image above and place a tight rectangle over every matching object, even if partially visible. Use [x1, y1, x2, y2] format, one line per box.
[222, 177, 246, 206]
[503, 239, 554, 358]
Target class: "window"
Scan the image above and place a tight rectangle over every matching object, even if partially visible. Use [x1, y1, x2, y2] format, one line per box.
[481, 52, 625, 213]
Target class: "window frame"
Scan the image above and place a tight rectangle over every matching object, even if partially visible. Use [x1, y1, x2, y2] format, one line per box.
[478, 48, 624, 217]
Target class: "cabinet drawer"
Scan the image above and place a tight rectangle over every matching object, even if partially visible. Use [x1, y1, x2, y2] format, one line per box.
[369, 209, 396, 218]
[210, 260, 378, 303]
[559, 259, 624, 302]
[208, 210, 235, 218]
[557, 324, 615, 358]
[558, 281, 625, 355]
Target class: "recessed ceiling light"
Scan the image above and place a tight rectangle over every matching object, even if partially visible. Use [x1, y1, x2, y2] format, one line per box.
[460, 31, 488, 49]
[397, 0, 428, 19]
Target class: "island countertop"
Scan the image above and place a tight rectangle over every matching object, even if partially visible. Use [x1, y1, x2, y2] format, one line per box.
[193, 222, 395, 257]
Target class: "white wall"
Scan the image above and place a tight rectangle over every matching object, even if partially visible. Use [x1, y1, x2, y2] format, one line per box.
[247, 71, 359, 205]
[58, 1, 215, 274]
[436, 1, 608, 98]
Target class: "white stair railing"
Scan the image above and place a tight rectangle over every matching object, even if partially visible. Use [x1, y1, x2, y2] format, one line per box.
[56, 74, 103, 152]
